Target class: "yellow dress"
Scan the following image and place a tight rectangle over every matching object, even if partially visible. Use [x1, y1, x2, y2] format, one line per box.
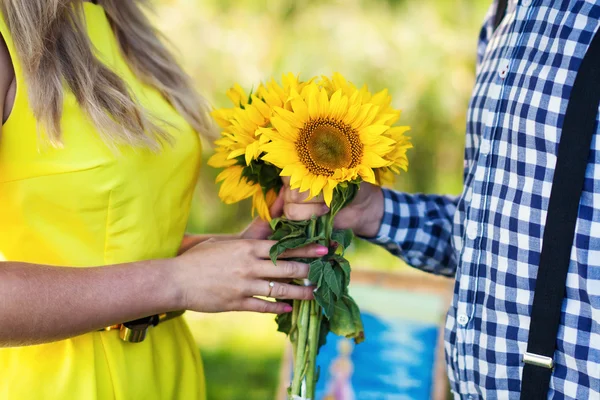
[0, 3, 205, 399]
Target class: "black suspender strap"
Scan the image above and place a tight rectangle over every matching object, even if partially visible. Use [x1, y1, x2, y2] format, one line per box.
[519, 28, 600, 400]
[493, 0, 508, 32]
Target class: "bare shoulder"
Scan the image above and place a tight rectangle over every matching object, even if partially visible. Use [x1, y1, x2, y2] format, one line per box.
[0, 32, 14, 108]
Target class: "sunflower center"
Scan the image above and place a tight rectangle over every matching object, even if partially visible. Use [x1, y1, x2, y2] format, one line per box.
[297, 118, 363, 176]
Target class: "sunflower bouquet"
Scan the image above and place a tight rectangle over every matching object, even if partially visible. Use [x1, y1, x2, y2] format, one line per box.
[209, 73, 411, 400]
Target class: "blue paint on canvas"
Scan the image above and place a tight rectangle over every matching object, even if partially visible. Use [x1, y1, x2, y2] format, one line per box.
[315, 312, 439, 400]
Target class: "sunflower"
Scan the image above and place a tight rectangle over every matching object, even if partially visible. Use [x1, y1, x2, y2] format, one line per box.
[209, 75, 309, 220]
[261, 79, 408, 206]
[211, 164, 277, 221]
[375, 125, 412, 186]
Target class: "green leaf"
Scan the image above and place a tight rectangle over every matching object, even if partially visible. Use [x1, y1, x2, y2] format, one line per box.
[318, 317, 330, 352]
[269, 236, 309, 264]
[275, 305, 292, 335]
[304, 235, 326, 245]
[314, 286, 335, 318]
[308, 259, 326, 284]
[345, 294, 365, 344]
[329, 294, 365, 344]
[323, 263, 342, 299]
[239, 158, 283, 195]
[331, 229, 354, 254]
[331, 255, 351, 287]
[269, 217, 284, 232]
[269, 226, 292, 241]
[330, 183, 360, 217]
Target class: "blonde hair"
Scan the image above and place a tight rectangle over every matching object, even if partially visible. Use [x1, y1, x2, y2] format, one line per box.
[0, 0, 215, 149]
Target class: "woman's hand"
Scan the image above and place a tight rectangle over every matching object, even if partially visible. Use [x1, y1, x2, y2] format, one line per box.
[172, 238, 328, 314]
[281, 179, 385, 238]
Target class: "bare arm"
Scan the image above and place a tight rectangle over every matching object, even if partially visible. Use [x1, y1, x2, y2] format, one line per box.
[0, 260, 178, 347]
[0, 239, 326, 347]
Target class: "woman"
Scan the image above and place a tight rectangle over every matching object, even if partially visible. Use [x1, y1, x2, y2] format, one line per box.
[0, 0, 324, 398]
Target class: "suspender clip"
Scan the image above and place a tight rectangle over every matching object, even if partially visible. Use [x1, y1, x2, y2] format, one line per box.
[523, 352, 554, 369]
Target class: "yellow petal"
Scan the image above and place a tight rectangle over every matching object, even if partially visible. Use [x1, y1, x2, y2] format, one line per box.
[245, 141, 261, 165]
[270, 115, 299, 142]
[354, 104, 380, 131]
[357, 165, 376, 184]
[328, 90, 345, 120]
[299, 175, 315, 196]
[245, 104, 265, 126]
[226, 148, 246, 160]
[310, 175, 327, 199]
[370, 89, 390, 108]
[323, 180, 336, 207]
[362, 151, 392, 168]
[226, 83, 247, 106]
[359, 125, 390, 144]
[343, 103, 362, 126]
[318, 88, 329, 117]
[250, 96, 272, 119]
[274, 107, 305, 129]
[290, 93, 309, 122]
[306, 85, 320, 119]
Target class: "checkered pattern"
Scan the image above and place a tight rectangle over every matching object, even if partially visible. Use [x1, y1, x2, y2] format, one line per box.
[371, 1, 600, 398]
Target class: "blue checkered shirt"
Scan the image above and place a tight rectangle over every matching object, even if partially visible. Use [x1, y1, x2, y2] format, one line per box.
[371, 1, 600, 398]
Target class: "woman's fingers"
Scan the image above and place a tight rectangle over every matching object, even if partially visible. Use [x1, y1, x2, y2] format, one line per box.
[280, 243, 328, 258]
[247, 280, 314, 300]
[251, 260, 310, 280]
[250, 241, 327, 259]
[238, 298, 292, 314]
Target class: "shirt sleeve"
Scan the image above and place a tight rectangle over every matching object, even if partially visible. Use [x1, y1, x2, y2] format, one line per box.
[367, 188, 459, 277]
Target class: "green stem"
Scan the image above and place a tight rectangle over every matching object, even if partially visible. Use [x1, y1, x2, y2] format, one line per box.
[305, 300, 321, 398]
[290, 300, 310, 396]
[291, 299, 300, 361]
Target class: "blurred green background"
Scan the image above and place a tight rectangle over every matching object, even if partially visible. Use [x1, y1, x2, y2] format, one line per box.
[151, 0, 490, 398]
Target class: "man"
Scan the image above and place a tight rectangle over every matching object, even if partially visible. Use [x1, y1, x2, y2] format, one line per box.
[282, 1, 600, 398]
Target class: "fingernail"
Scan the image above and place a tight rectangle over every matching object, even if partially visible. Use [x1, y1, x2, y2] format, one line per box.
[316, 246, 329, 256]
[283, 305, 293, 313]
[321, 205, 330, 213]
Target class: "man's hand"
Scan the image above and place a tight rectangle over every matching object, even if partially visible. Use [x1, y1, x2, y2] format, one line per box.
[281, 178, 385, 238]
[240, 192, 285, 240]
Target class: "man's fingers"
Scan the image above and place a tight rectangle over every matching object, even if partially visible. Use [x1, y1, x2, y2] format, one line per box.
[269, 190, 285, 218]
[284, 203, 328, 221]
[284, 184, 325, 204]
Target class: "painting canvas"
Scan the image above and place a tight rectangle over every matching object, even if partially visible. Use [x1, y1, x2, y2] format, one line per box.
[278, 271, 453, 400]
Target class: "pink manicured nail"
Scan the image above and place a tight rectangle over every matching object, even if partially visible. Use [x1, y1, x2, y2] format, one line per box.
[283, 305, 293, 313]
[316, 246, 329, 255]
[321, 205, 330, 213]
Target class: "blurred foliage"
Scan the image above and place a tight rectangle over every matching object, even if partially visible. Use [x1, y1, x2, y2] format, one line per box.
[152, 0, 491, 398]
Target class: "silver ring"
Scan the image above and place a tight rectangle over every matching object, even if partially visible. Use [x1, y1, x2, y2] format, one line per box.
[267, 281, 275, 297]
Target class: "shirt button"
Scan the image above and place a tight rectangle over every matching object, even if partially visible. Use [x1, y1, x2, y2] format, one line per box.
[457, 314, 470, 326]
[467, 222, 478, 240]
[480, 139, 491, 155]
[498, 61, 510, 79]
